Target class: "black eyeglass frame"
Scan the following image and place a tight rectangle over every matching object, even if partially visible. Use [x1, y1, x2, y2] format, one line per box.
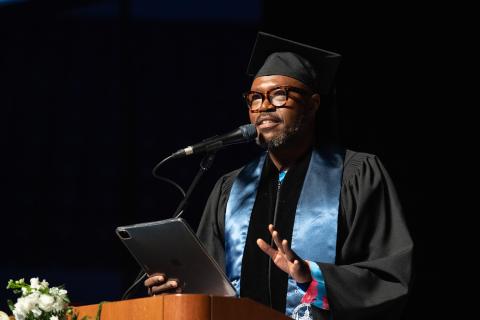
[243, 86, 312, 112]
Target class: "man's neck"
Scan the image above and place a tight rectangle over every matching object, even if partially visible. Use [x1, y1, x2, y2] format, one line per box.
[268, 137, 314, 171]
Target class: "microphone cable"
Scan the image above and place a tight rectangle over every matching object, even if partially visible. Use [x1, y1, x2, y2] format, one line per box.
[121, 270, 147, 300]
[151, 154, 186, 197]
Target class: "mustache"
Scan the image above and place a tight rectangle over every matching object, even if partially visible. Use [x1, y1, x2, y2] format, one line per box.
[255, 114, 282, 126]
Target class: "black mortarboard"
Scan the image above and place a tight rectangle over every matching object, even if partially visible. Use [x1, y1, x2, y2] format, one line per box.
[246, 32, 341, 94]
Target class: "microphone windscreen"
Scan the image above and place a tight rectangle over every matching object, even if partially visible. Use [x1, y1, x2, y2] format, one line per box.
[240, 124, 257, 140]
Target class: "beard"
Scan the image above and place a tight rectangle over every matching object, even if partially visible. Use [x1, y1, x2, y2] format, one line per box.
[256, 112, 307, 150]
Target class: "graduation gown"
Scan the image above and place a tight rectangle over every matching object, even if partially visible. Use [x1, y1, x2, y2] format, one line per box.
[196, 149, 413, 320]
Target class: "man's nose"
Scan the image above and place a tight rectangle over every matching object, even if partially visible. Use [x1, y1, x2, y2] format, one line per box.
[254, 97, 276, 113]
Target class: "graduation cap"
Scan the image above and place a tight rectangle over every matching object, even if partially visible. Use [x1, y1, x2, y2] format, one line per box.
[246, 32, 341, 94]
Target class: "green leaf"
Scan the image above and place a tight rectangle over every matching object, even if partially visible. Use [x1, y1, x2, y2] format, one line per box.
[7, 299, 14, 312]
[95, 302, 106, 320]
[39, 287, 49, 294]
[6, 279, 14, 289]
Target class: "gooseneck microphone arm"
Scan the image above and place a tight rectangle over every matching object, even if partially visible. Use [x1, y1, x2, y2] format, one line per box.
[172, 151, 216, 218]
[170, 124, 256, 217]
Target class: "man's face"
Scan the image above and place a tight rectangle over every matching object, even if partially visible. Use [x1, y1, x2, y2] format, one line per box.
[248, 75, 319, 150]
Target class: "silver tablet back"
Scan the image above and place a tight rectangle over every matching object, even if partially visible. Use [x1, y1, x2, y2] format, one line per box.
[116, 218, 236, 297]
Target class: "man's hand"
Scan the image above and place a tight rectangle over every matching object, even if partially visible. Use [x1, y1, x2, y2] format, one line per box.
[144, 273, 182, 296]
[257, 224, 312, 284]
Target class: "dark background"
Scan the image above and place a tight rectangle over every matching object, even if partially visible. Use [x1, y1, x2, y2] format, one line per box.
[0, 0, 467, 318]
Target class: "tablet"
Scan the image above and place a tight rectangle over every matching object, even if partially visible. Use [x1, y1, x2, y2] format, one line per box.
[116, 218, 236, 297]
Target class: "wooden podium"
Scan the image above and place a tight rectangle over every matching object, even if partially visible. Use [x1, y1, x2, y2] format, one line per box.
[73, 294, 291, 320]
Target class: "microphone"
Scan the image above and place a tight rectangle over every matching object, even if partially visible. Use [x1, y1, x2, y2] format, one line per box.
[170, 124, 257, 159]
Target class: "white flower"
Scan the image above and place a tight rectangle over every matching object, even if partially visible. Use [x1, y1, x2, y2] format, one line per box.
[27, 291, 41, 304]
[30, 278, 41, 290]
[38, 294, 55, 312]
[31, 307, 42, 317]
[40, 280, 49, 289]
[14, 291, 41, 319]
[0, 311, 10, 320]
[12, 309, 25, 320]
[49, 287, 59, 295]
[49, 287, 67, 297]
[15, 297, 29, 314]
[8, 277, 70, 320]
[14, 297, 31, 318]
[52, 296, 66, 312]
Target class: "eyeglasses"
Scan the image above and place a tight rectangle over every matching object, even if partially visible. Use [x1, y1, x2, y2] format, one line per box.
[243, 86, 311, 112]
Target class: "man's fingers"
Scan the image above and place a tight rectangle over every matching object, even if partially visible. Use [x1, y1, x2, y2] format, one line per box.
[144, 274, 166, 287]
[292, 259, 312, 283]
[268, 224, 284, 255]
[272, 231, 285, 254]
[144, 274, 182, 296]
[282, 239, 297, 262]
[292, 259, 301, 272]
[257, 238, 278, 259]
[268, 224, 275, 233]
[149, 279, 180, 295]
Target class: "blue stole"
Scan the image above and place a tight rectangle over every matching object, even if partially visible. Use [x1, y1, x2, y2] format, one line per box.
[225, 148, 344, 316]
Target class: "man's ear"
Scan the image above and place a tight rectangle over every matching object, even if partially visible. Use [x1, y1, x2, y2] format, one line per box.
[310, 93, 320, 114]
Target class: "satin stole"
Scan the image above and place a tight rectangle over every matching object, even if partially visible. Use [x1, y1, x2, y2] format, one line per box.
[225, 149, 344, 316]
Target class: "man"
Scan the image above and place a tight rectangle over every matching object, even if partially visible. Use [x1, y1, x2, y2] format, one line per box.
[145, 32, 413, 320]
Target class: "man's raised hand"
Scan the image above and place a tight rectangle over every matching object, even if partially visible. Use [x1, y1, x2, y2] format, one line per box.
[256, 224, 312, 284]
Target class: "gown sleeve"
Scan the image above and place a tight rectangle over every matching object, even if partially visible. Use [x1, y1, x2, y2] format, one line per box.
[313, 151, 414, 320]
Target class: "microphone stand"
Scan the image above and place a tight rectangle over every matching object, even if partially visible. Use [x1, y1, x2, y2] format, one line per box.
[121, 151, 217, 300]
[172, 151, 217, 218]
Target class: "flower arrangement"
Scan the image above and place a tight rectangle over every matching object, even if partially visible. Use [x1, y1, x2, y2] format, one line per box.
[6, 278, 72, 320]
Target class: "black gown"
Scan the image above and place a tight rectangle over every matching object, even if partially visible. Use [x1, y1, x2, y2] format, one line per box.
[196, 149, 413, 320]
